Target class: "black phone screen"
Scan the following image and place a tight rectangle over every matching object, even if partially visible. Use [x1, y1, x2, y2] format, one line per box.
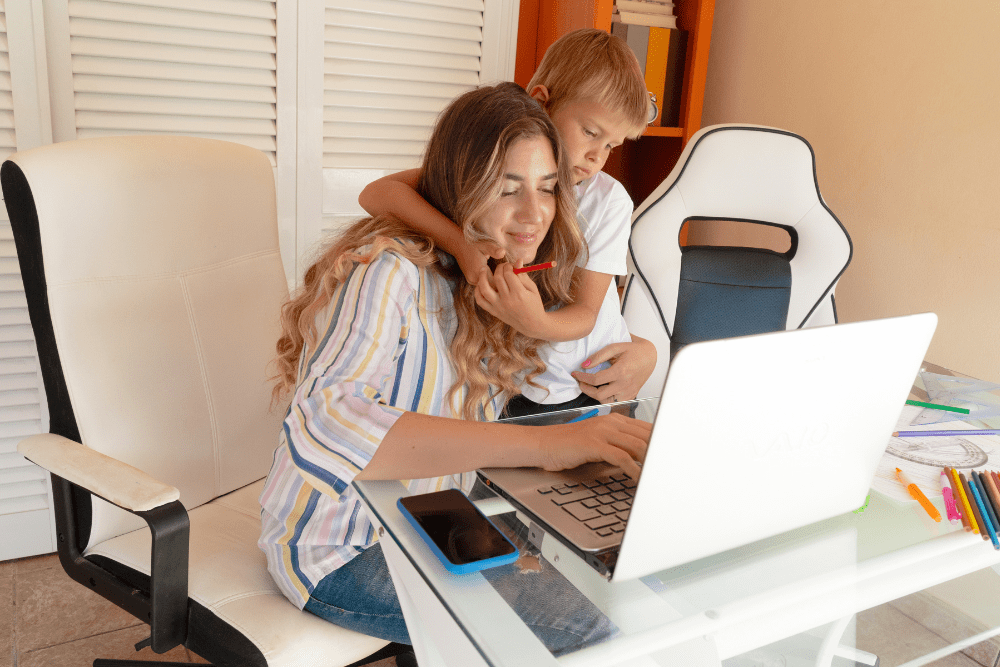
[398, 489, 516, 565]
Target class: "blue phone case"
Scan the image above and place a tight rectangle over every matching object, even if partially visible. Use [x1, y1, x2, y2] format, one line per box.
[397, 494, 519, 575]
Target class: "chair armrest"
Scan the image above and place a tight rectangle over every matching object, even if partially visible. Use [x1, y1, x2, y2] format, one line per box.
[18, 433, 180, 512]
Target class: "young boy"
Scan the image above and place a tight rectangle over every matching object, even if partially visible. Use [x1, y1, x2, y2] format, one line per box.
[359, 28, 653, 415]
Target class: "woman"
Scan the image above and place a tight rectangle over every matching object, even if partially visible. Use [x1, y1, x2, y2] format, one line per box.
[259, 82, 651, 652]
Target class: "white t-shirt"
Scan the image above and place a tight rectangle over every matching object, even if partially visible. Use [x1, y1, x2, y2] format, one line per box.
[520, 172, 633, 404]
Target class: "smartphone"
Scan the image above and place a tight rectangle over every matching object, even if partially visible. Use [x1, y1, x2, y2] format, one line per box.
[397, 489, 519, 575]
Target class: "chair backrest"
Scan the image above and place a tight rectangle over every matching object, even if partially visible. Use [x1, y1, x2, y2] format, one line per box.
[622, 124, 852, 398]
[2, 136, 289, 548]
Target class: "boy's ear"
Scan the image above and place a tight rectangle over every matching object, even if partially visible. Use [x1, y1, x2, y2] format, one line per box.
[528, 85, 550, 105]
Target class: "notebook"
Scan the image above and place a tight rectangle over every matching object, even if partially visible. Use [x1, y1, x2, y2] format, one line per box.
[477, 313, 938, 582]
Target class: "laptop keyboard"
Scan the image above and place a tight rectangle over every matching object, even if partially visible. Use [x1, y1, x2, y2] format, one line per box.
[536, 472, 636, 537]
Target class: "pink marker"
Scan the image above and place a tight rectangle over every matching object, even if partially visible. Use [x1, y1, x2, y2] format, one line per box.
[940, 469, 961, 524]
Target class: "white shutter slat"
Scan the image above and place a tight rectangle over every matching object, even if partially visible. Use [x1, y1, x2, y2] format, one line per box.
[324, 90, 451, 114]
[70, 17, 276, 53]
[0, 478, 47, 502]
[73, 55, 275, 87]
[0, 310, 29, 327]
[327, 0, 483, 27]
[324, 122, 431, 144]
[325, 42, 479, 73]
[104, 0, 277, 20]
[72, 36, 276, 70]
[326, 25, 480, 57]
[75, 74, 276, 103]
[325, 59, 478, 87]
[76, 110, 275, 134]
[0, 420, 47, 440]
[76, 92, 275, 120]
[324, 137, 425, 157]
[323, 106, 439, 127]
[70, 0, 276, 37]
[0, 455, 44, 477]
[0, 326, 32, 345]
[76, 127, 276, 153]
[394, 0, 484, 9]
[326, 9, 481, 42]
[0, 389, 40, 408]
[0, 292, 26, 310]
[323, 153, 420, 170]
[0, 72, 10, 92]
[0, 373, 40, 392]
[325, 74, 467, 101]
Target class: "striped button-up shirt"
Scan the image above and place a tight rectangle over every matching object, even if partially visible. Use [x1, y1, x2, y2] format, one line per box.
[258, 249, 499, 609]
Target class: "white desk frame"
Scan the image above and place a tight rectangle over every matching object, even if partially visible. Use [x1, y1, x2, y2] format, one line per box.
[356, 478, 1000, 667]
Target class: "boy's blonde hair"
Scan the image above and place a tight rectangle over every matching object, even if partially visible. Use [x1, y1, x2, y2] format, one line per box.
[527, 28, 649, 138]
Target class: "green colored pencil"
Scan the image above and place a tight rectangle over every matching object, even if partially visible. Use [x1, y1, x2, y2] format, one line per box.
[905, 399, 970, 414]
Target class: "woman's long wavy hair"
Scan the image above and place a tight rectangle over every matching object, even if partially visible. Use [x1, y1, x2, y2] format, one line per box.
[272, 82, 583, 419]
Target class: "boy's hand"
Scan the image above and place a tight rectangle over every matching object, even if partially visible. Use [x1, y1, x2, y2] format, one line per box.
[457, 241, 504, 286]
[474, 262, 551, 339]
[572, 334, 657, 403]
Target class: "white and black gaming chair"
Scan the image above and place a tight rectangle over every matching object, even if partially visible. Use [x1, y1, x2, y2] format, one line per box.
[2, 136, 407, 666]
[622, 124, 853, 398]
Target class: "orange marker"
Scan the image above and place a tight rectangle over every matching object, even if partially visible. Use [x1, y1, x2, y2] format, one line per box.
[895, 468, 941, 522]
[952, 467, 980, 534]
[513, 261, 556, 275]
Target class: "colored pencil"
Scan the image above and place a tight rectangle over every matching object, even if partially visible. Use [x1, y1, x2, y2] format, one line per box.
[566, 408, 599, 423]
[993, 471, 1000, 498]
[975, 472, 1000, 543]
[905, 399, 970, 414]
[986, 471, 1000, 519]
[961, 473, 988, 540]
[893, 429, 1000, 437]
[895, 468, 941, 522]
[948, 468, 971, 531]
[940, 469, 960, 524]
[512, 261, 556, 275]
[952, 468, 977, 534]
[970, 475, 1000, 549]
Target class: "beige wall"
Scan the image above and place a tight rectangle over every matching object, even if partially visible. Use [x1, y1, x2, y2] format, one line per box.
[700, 1, 1000, 381]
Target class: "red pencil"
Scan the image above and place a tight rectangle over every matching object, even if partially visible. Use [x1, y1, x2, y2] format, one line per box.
[513, 261, 556, 275]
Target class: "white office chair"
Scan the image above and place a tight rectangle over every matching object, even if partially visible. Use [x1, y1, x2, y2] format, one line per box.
[2, 136, 405, 666]
[622, 124, 853, 398]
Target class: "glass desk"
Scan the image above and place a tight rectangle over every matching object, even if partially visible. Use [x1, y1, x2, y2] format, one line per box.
[353, 362, 1000, 667]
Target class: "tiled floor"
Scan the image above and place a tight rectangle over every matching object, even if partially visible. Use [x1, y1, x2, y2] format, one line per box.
[3, 551, 1000, 667]
[0, 553, 400, 667]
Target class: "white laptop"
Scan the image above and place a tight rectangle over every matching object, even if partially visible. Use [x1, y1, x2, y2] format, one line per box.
[478, 313, 938, 582]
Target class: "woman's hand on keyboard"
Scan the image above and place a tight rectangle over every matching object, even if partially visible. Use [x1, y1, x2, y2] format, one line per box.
[541, 413, 650, 478]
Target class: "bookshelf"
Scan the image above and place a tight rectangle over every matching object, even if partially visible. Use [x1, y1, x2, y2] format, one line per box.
[514, 0, 716, 204]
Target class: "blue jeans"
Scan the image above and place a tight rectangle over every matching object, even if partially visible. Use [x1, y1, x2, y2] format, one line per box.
[304, 518, 618, 655]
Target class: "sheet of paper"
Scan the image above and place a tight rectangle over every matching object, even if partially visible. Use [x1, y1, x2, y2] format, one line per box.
[873, 406, 1000, 502]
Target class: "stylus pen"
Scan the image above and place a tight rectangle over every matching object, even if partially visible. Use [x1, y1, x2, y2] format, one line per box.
[905, 399, 971, 414]
[960, 473, 988, 540]
[895, 468, 940, 522]
[513, 261, 556, 275]
[969, 476, 1000, 549]
[952, 468, 978, 534]
[567, 408, 599, 423]
[893, 429, 1000, 437]
[976, 471, 1000, 538]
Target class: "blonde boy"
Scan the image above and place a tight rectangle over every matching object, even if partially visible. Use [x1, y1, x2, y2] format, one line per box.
[359, 28, 654, 414]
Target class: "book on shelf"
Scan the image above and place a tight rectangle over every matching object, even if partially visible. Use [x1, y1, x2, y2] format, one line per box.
[615, 0, 674, 16]
[613, 9, 678, 29]
[612, 22, 687, 127]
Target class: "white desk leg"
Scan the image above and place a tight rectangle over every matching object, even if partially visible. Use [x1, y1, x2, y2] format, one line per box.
[814, 615, 852, 667]
[379, 529, 491, 667]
